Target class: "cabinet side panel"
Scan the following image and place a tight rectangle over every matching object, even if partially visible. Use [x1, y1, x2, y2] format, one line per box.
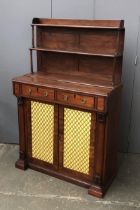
[113, 57, 123, 85]
[103, 86, 122, 184]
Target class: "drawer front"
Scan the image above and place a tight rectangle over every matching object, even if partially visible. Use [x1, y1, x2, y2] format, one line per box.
[56, 91, 75, 104]
[21, 86, 105, 111]
[75, 94, 94, 108]
[22, 85, 54, 101]
[56, 91, 94, 109]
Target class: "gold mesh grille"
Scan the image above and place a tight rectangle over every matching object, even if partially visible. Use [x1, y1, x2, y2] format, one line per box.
[31, 101, 54, 164]
[64, 108, 91, 174]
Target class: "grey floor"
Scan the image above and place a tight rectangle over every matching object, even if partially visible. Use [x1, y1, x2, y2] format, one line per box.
[0, 144, 140, 210]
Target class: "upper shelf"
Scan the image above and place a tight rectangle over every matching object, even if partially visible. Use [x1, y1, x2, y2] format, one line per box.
[29, 18, 125, 86]
[32, 18, 124, 30]
[30, 47, 122, 58]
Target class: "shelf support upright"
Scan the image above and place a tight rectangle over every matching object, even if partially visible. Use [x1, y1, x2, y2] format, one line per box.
[32, 25, 35, 48]
[30, 25, 35, 74]
[30, 49, 33, 74]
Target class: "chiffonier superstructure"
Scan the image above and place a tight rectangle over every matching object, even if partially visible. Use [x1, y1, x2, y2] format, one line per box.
[12, 18, 125, 198]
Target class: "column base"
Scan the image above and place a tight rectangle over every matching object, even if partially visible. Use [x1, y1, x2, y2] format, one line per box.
[88, 185, 105, 198]
[15, 159, 28, 170]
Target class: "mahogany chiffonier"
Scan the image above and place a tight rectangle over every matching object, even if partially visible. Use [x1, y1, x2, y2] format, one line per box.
[12, 18, 125, 198]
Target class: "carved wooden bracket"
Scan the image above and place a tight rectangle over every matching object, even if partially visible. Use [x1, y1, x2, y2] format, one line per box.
[96, 113, 106, 123]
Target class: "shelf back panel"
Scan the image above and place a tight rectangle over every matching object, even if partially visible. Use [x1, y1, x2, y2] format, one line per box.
[36, 27, 124, 55]
[37, 52, 123, 85]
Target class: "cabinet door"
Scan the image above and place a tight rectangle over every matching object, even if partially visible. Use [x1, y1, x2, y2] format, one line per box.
[26, 100, 59, 170]
[59, 106, 95, 181]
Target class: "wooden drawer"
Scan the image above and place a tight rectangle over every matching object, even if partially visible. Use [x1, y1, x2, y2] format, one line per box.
[75, 94, 94, 108]
[56, 91, 94, 108]
[21, 85, 54, 101]
[56, 91, 75, 104]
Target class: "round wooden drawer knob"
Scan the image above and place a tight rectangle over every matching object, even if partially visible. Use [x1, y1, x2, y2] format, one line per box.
[81, 98, 86, 104]
[29, 88, 32, 95]
[64, 95, 68, 101]
[45, 91, 48, 97]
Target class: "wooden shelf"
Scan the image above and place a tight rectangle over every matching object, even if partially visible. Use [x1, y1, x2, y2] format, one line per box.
[31, 24, 125, 30]
[31, 19, 124, 29]
[30, 47, 121, 58]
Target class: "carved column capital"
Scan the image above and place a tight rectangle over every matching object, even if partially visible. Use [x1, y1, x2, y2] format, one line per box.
[17, 96, 24, 105]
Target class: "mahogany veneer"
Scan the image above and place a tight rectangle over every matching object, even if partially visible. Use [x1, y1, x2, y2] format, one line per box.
[12, 18, 125, 198]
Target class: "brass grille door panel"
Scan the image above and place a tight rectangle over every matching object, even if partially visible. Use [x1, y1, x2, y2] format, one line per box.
[63, 108, 91, 175]
[31, 101, 54, 164]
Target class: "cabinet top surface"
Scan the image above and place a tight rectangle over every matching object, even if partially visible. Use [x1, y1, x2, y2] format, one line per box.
[13, 72, 120, 97]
